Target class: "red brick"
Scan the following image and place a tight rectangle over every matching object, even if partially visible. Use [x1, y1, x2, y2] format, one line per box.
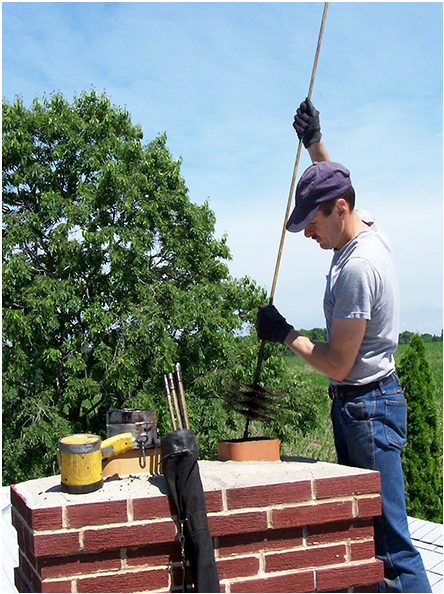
[218, 527, 303, 557]
[307, 518, 374, 545]
[14, 555, 71, 594]
[14, 566, 33, 594]
[226, 481, 312, 510]
[315, 472, 380, 500]
[265, 544, 346, 573]
[272, 500, 354, 529]
[356, 495, 382, 519]
[67, 500, 128, 527]
[132, 494, 173, 521]
[126, 541, 180, 566]
[216, 555, 260, 579]
[316, 560, 384, 590]
[76, 567, 169, 593]
[230, 570, 315, 593]
[11, 486, 63, 530]
[150, 489, 223, 519]
[82, 519, 176, 551]
[33, 530, 81, 557]
[13, 507, 78, 560]
[208, 510, 268, 536]
[32, 507, 63, 531]
[12, 509, 33, 558]
[41, 579, 73, 593]
[19, 550, 41, 592]
[11, 486, 32, 525]
[350, 540, 375, 562]
[205, 489, 224, 512]
[39, 549, 121, 578]
[322, 584, 377, 594]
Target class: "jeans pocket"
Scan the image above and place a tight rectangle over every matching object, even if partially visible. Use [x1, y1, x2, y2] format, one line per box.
[342, 398, 375, 422]
[384, 400, 407, 448]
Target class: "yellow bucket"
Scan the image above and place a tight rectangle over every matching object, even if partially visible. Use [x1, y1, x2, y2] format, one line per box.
[57, 432, 133, 494]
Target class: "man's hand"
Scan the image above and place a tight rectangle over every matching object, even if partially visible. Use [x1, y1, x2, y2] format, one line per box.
[256, 304, 294, 344]
[293, 97, 322, 148]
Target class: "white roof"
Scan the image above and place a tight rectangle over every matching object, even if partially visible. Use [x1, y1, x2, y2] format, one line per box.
[408, 516, 443, 592]
[0, 487, 18, 594]
[3, 486, 443, 592]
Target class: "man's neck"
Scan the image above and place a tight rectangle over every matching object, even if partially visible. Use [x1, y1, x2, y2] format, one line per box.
[336, 212, 369, 250]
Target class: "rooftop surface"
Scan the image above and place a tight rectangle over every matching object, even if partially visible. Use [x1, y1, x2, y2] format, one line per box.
[408, 515, 443, 592]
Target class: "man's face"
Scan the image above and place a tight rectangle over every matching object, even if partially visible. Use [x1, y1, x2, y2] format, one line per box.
[303, 205, 343, 250]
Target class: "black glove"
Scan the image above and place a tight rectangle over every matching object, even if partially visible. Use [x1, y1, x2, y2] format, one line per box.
[256, 304, 294, 344]
[293, 97, 322, 148]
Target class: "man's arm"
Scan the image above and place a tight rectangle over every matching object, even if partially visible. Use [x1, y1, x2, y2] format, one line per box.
[284, 317, 367, 381]
[307, 140, 330, 163]
[256, 304, 367, 382]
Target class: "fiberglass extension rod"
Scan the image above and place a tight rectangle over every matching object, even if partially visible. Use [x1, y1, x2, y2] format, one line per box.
[253, 2, 329, 386]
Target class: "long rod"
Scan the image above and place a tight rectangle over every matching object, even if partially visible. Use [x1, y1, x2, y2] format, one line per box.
[254, 2, 328, 387]
[269, 1, 328, 303]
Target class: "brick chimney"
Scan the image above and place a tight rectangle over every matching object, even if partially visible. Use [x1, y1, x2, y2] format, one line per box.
[11, 458, 383, 592]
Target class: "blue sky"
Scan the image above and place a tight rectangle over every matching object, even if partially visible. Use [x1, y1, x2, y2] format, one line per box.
[2, 2, 443, 334]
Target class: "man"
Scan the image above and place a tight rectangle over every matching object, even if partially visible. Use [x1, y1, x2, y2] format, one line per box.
[256, 98, 431, 593]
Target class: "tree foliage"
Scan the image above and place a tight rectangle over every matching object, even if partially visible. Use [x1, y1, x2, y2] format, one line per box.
[3, 90, 293, 484]
[396, 334, 443, 522]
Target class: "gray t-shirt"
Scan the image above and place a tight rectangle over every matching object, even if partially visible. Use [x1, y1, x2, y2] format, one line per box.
[324, 216, 399, 386]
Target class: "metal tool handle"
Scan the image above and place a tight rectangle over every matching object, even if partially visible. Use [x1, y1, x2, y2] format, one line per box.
[101, 432, 134, 459]
[168, 373, 183, 429]
[174, 362, 190, 429]
[163, 374, 177, 430]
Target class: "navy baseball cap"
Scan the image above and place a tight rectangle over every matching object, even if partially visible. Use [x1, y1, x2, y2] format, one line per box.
[286, 161, 352, 233]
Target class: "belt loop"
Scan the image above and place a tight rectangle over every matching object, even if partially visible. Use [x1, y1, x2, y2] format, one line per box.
[328, 384, 339, 400]
[378, 375, 389, 394]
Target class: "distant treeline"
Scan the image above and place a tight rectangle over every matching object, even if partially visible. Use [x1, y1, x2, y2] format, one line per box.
[399, 330, 443, 344]
[293, 328, 443, 344]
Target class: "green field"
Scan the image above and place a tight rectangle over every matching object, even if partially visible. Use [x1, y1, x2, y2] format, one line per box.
[282, 341, 443, 463]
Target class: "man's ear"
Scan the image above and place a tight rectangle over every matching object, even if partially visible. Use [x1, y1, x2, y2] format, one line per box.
[335, 198, 348, 219]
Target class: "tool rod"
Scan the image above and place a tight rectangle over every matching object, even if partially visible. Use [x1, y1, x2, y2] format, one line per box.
[269, 1, 328, 304]
[168, 373, 183, 429]
[163, 374, 177, 430]
[252, 3, 328, 396]
[174, 362, 190, 429]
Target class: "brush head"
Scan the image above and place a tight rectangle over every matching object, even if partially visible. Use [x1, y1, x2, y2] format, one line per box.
[221, 380, 284, 424]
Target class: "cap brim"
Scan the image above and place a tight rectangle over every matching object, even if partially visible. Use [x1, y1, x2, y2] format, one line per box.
[286, 205, 319, 233]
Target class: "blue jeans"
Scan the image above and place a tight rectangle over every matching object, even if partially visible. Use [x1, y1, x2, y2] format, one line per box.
[330, 375, 432, 593]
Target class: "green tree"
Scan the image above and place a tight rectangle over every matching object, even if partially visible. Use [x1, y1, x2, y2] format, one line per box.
[399, 331, 414, 345]
[3, 90, 285, 484]
[291, 328, 327, 344]
[396, 334, 443, 522]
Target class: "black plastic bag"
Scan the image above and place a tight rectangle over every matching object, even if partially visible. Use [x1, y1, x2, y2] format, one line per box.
[161, 429, 220, 593]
